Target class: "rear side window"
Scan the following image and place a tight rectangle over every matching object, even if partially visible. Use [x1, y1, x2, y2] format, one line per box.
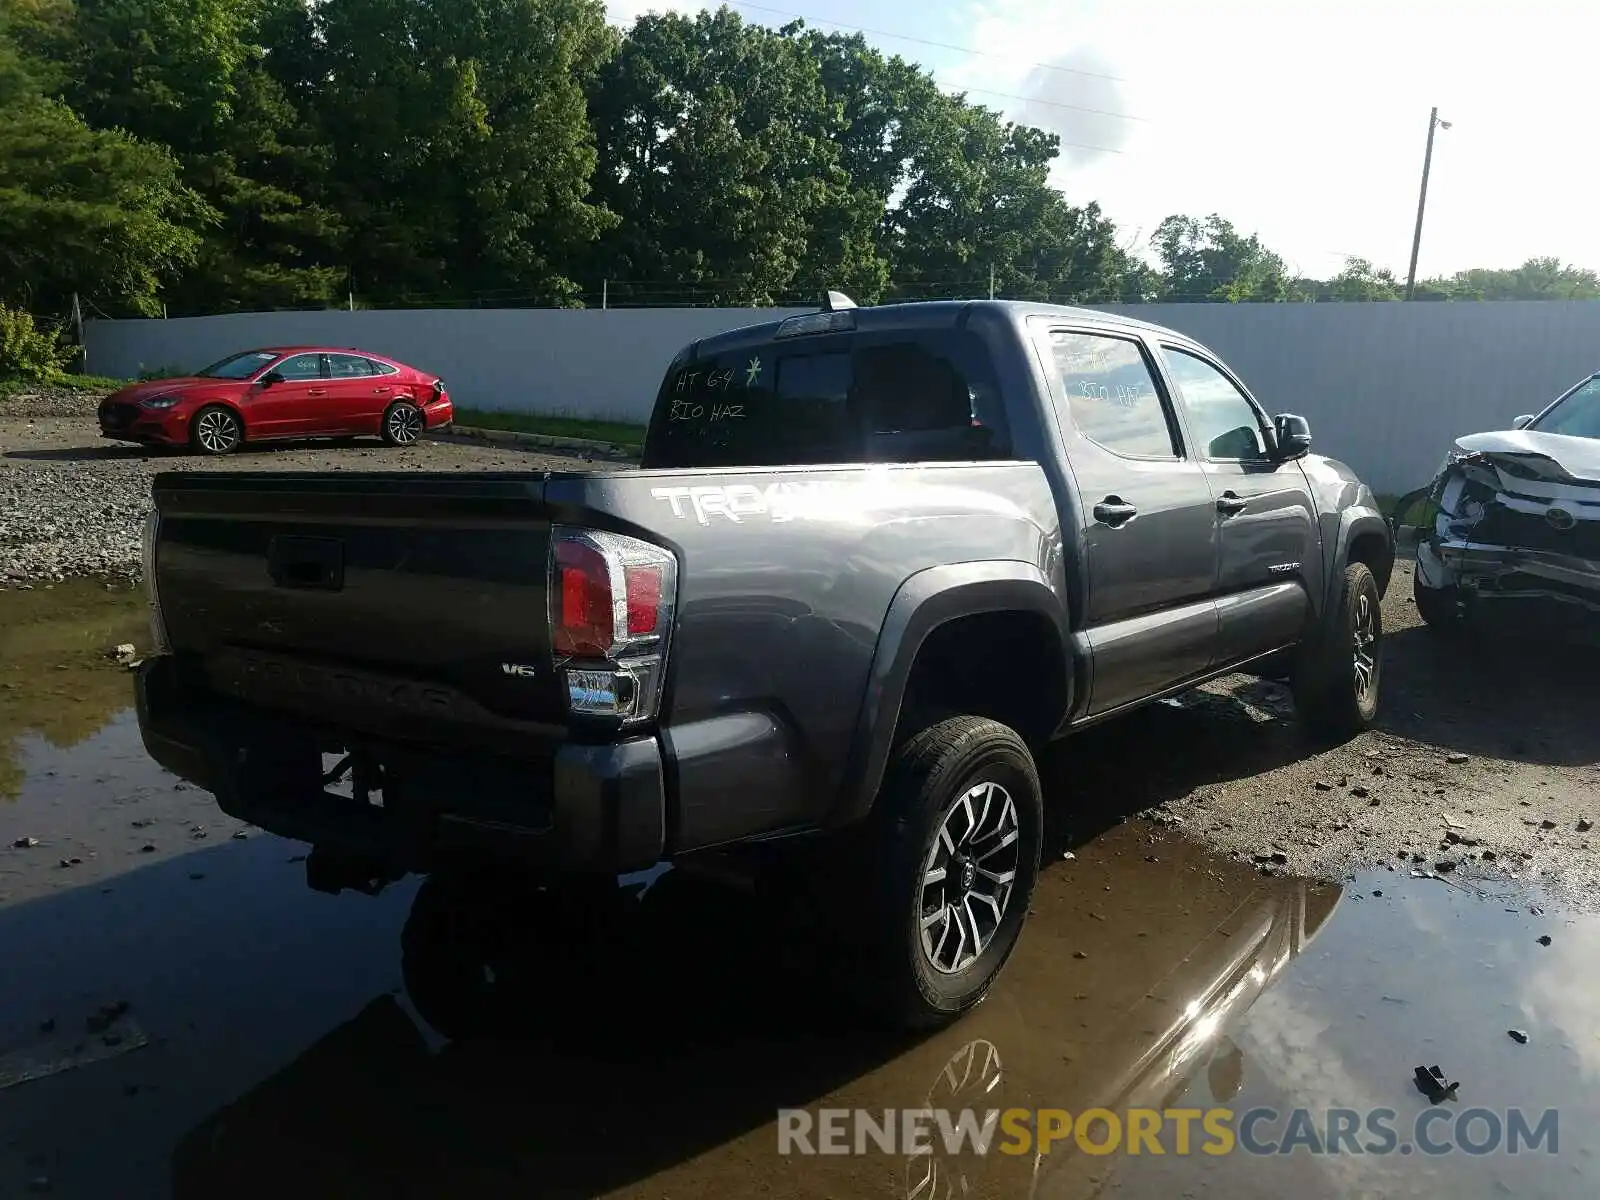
[643, 331, 1010, 468]
[1048, 330, 1178, 459]
[327, 353, 373, 378]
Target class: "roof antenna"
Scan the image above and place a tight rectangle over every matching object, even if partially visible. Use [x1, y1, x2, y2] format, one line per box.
[823, 290, 857, 312]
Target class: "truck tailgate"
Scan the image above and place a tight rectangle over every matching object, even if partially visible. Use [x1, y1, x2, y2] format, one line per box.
[151, 471, 569, 737]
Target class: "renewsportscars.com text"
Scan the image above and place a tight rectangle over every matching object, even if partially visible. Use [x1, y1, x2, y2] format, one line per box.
[777, 1106, 1560, 1158]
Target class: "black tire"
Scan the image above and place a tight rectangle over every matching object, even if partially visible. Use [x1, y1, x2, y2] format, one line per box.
[189, 404, 243, 456]
[1413, 571, 1463, 632]
[399, 873, 629, 1040]
[843, 716, 1043, 1029]
[380, 400, 424, 447]
[399, 873, 524, 1040]
[1292, 561, 1383, 741]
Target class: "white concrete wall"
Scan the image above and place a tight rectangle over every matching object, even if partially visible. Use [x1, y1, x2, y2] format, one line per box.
[85, 300, 1600, 494]
[1098, 301, 1600, 498]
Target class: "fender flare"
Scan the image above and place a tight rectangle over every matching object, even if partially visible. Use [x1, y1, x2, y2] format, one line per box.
[829, 560, 1072, 827]
[1329, 506, 1394, 606]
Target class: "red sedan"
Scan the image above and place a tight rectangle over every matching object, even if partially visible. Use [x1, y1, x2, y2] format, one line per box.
[97, 346, 453, 455]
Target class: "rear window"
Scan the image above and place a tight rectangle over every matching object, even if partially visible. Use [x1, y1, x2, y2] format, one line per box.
[642, 331, 1011, 469]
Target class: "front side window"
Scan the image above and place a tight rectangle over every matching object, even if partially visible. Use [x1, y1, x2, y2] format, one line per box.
[1161, 348, 1270, 461]
[1048, 330, 1177, 459]
[1532, 377, 1600, 439]
[198, 350, 278, 379]
[273, 353, 325, 381]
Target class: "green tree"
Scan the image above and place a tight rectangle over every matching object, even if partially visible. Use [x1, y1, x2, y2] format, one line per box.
[51, 0, 343, 312]
[1151, 213, 1292, 302]
[887, 99, 1132, 303]
[1288, 256, 1401, 302]
[588, 10, 877, 304]
[315, 0, 616, 305]
[0, 8, 208, 316]
[1420, 257, 1600, 301]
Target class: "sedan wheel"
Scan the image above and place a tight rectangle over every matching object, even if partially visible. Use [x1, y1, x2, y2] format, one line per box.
[382, 401, 424, 447]
[191, 406, 242, 455]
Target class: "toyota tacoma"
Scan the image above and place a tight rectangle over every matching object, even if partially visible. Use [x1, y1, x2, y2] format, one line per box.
[133, 297, 1393, 1027]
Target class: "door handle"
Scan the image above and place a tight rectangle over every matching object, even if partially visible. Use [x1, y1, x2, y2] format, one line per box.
[306, 388, 327, 397]
[373, 385, 391, 394]
[1092, 497, 1139, 527]
[1216, 491, 1248, 516]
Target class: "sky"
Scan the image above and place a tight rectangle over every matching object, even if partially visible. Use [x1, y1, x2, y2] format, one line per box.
[604, 0, 1600, 281]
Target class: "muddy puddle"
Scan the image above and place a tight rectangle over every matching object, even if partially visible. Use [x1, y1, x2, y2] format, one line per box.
[0, 585, 1596, 1198]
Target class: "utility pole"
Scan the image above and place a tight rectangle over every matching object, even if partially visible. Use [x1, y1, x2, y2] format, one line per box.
[988, 264, 995, 300]
[71, 292, 85, 374]
[602, 279, 608, 310]
[1405, 107, 1451, 299]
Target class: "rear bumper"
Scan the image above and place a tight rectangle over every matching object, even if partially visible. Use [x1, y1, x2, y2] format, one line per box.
[423, 396, 453, 429]
[134, 655, 666, 876]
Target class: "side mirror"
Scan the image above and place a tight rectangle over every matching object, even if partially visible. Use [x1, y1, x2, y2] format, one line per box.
[1512, 414, 1534, 430]
[258, 371, 284, 388]
[1273, 412, 1313, 460]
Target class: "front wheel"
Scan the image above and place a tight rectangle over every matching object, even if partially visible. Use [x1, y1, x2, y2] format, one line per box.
[381, 400, 425, 447]
[1292, 561, 1383, 741]
[1413, 571, 1463, 632]
[190, 405, 242, 456]
[845, 716, 1043, 1029]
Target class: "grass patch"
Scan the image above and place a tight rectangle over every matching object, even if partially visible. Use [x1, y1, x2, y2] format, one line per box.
[0, 372, 129, 396]
[454, 407, 645, 448]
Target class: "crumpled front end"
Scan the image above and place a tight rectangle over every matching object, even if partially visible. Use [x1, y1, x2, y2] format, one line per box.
[1401, 446, 1600, 637]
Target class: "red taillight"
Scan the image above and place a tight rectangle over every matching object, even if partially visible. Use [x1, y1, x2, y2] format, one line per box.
[625, 565, 663, 635]
[549, 526, 677, 724]
[553, 539, 613, 657]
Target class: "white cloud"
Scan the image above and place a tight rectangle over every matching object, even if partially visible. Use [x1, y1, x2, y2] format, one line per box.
[940, 0, 1600, 277]
[602, 0, 1600, 277]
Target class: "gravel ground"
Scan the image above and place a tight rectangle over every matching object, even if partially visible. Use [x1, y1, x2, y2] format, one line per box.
[0, 390, 608, 584]
[1059, 556, 1600, 910]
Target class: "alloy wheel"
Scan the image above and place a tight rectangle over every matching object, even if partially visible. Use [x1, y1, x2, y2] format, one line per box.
[196, 409, 240, 453]
[1352, 591, 1378, 703]
[387, 405, 423, 444]
[919, 781, 1021, 974]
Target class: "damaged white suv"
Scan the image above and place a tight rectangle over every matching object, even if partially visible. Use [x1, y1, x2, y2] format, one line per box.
[1402, 373, 1600, 638]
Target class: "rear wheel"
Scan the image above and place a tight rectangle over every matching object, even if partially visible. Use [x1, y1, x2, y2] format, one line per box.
[840, 716, 1043, 1029]
[381, 400, 424, 447]
[190, 405, 242, 456]
[1293, 561, 1383, 741]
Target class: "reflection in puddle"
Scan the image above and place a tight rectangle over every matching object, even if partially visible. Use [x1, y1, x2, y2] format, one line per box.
[0, 580, 146, 800]
[0, 673, 1595, 1196]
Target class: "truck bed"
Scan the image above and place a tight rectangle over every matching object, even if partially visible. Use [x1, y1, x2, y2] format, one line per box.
[140, 461, 1062, 874]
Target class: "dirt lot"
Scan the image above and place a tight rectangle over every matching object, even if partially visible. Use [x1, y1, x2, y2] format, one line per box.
[1058, 556, 1600, 909]
[0, 400, 603, 582]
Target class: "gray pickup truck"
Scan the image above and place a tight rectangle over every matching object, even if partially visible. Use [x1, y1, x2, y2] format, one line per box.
[134, 298, 1392, 1027]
